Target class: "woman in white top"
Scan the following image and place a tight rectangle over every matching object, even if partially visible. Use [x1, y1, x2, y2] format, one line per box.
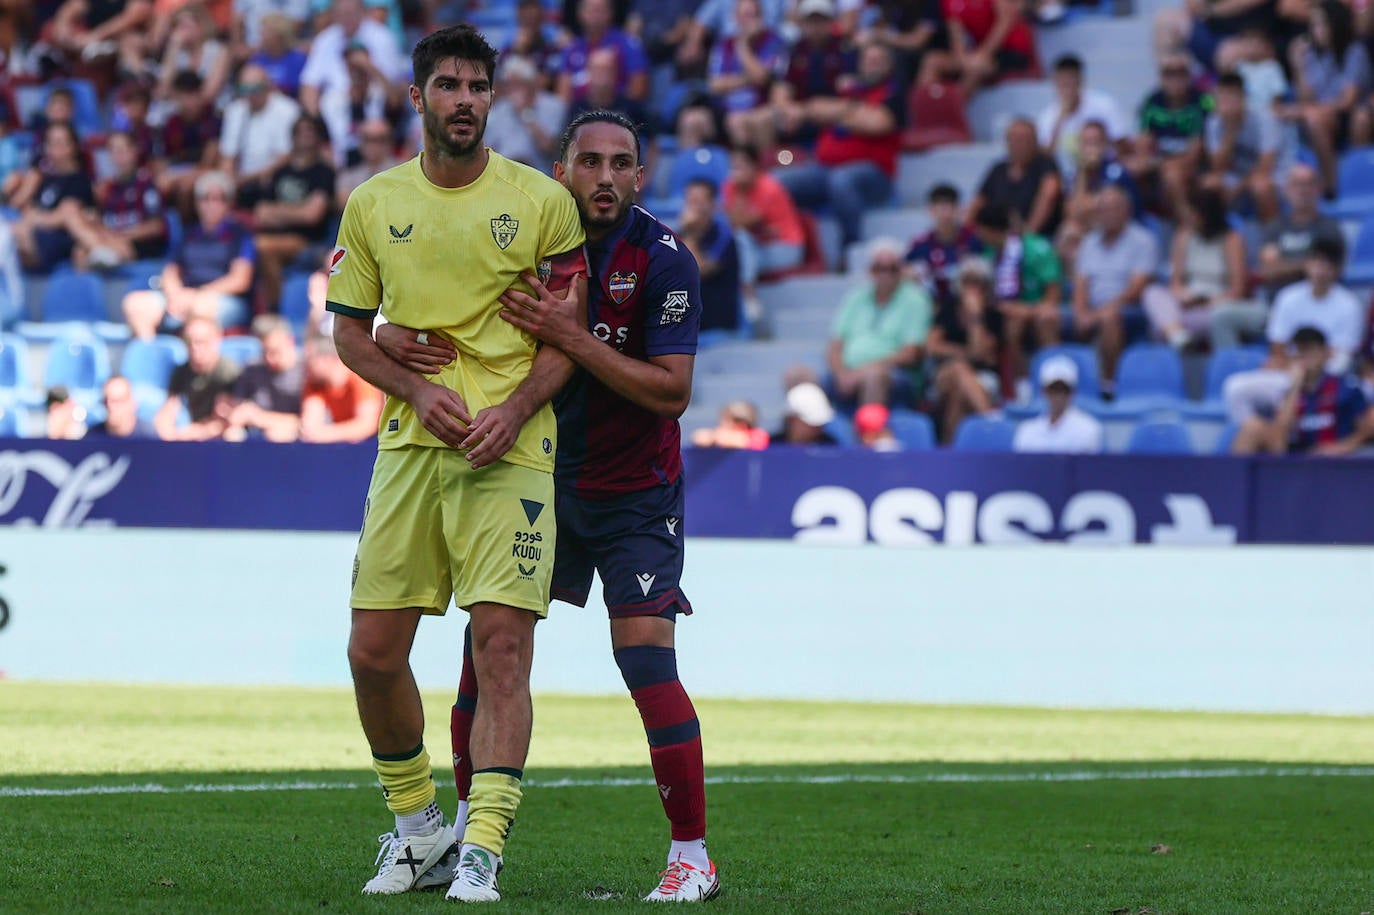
[155, 3, 232, 109]
[1142, 187, 1254, 348]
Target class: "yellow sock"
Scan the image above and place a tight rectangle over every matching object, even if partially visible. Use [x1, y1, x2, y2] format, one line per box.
[464, 769, 523, 856]
[371, 744, 436, 816]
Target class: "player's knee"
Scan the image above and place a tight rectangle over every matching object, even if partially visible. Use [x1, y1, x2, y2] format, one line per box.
[614, 645, 678, 691]
[346, 630, 407, 683]
[471, 629, 531, 694]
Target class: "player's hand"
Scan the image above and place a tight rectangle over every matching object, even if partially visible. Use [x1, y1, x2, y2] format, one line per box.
[409, 380, 472, 449]
[375, 322, 457, 374]
[498, 272, 588, 349]
[461, 401, 524, 470]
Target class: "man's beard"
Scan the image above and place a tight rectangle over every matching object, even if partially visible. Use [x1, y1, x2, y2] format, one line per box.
[424, 106, 485, 159]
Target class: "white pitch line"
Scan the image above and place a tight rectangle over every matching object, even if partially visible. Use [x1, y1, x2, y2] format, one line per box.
[4, 766, 1374, 798]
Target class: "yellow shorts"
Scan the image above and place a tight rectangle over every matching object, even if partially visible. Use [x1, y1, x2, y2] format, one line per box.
[350, 445, 555, 616]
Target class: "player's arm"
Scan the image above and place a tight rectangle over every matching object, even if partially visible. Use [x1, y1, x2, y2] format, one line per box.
[499, 273, 695, 418]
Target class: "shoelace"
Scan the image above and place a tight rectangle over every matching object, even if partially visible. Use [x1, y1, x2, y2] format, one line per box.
[457, 852, 497, 888]
[654, 861, 693, 895]
[372, 832, 400, 875]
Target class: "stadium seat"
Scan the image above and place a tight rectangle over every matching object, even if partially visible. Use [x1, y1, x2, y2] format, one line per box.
[1181, 345, 1268, 420]
[966, 81, 1054, 143]
[901, 83, 972, 152]
[664, 145, 731, 199]
[0, 333, 31, 401]
[1030, 344, 1101, 400]
[1213, 421, 1242, 454]
[279, 271, 313, 336]
[861, 207, 932, 245]
[43, 331, 111, 396]
[1344, 216, 1374, 285]
[1126, 419, 1193, 455]
[1115, 343, 1185, 401]
[219, 335, 263, 367]
[888, 408, 935, 450]
[0, 403, 21, 437]
[951, 414, 1017, 451]
[1323, 147, 1374, 219]
[120, 336, 185, 391]
[37, 268, 106, 325]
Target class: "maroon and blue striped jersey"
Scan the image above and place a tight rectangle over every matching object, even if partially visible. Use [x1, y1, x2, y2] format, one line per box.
[554, 205, 701, 498]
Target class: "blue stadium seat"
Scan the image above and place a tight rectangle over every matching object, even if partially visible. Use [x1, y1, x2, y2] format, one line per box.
[279, 271, 313, 336]
[1126, 420, 1193, 455]
[38, 268, 106, 325]
[1344, 216, 1374, 285]
[220, 335, 263, 368]
[824, 416, 857, 446]
[1115, 343, 1185, 401]
[1323, 147, 1374, 219]
[0, 333, 30, 400]
[1030, 344, 1101, 400]
[1213, 421, 1242, 454]
[43, 332, 111, 395]
[888, 408, 935, 450]
[952, 414, 1017, 451]
[1181, 345, 1269, 420]
[0, 404, 21, 437]
[664, 145, 731, 199]
[120, 336, 185, 390]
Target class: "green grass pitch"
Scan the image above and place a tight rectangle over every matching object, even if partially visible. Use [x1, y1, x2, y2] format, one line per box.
[2, 682, 1373, 913]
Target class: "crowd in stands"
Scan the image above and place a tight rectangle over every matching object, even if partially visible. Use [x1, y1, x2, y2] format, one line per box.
[2, 0, 1374, 457]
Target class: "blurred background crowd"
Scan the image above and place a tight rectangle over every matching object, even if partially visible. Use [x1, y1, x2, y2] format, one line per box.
[1, 0, 1374, 456]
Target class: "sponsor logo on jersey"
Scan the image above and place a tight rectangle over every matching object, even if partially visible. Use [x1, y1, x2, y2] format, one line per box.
[608, 270, 637, 304]
[387, 418, 399, 432]
[661, 290, 689, 325]
[636, 572, 656, 596]
[388, 223, 413, 244]
[518, 562, 538, 579]
[657, 233, 678, 251]
[520, 499, 544, 526]
[329, 246, 347, 275]
[490, 213, 519, 249]
[666, 517, 679, 536]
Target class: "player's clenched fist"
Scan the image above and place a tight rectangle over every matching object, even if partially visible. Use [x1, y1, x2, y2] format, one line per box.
[408, 382, 472, 449]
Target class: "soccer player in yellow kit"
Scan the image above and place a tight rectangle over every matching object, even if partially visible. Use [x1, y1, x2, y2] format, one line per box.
[326, 24, 586, 902]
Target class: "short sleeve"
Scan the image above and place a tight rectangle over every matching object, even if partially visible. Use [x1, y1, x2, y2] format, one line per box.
[831, 291, 859, 339]
[325, 190, 382, 319]
[1266, 288, 1295, 343]
[538, 188, 587, 265]
[642, 242, 702, 356]
[235, 226, 257, 265]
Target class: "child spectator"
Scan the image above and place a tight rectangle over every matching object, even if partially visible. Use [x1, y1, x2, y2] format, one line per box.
[905, 183, 981, 303]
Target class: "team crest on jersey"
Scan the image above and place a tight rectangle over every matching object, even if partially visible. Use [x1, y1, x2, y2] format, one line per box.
[609, 271, 637, 304]
[329, 246, 347, 275]
[490, 213, 519, 249]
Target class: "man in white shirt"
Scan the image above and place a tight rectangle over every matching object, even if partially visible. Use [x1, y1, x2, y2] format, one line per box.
[1036, 54, 1127, 173]
[298, 0, 406, 118]
[1223, 234, 1367, 422]
[1013, 354, 1104, 453]
[219, 63, 302, 189]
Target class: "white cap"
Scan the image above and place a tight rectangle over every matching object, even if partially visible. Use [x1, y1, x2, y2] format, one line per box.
[786, 382, 835, 427]
[797, 0, 837, 17]
[1039, 354, 1078, 389]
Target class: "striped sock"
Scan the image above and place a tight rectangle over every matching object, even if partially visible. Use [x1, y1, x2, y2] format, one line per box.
[614, 646, 707, 842]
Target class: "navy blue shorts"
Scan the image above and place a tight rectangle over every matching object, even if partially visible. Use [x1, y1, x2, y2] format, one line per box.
[551, 476, 692, 619]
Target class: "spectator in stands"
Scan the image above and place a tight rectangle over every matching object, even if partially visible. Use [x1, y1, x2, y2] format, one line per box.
[676, 178, 745, 333]
[690, 400, 771, 449]
[4, 121, 94, 272]
[155, 314, 242, 441]
[322, 41, 410, 170]
[1012, 354, 1104, 453]
[774, 40, 903, 250]
[506, 0, 564, 84]
[44, 386, 87, 440]
[723, 144, 805, 286]
[771, 379, 840, 446]
[1213, 163, 1342, 349]
[246, 12, 310, 98]
[854, 402, 900, 451]
[299, 334, 383, 443]
[826, 238, 932, 406]
[484, 56, 566, 172]
[1231, 326, 1372, 456]
[1129, 53, 1210, 219]
[1143, 187, 1253, 350]
[1278, 0, 1372, 197]
[154, 3, 231, 110]
[1056, 120, 1141, 264]
[905, 183, 981, 304]
[24, 86, 76, 148]
[219, 62, 303, 193]
[1036, 54, 1129, 174]
[1071, 184, 1158, 392]
[860, 0, 944, 87]
[86, 376, 157, 439]
[762, 0, 855, 150]
[971, 202, 1063, 375]
[921, 0, 1036, 97]
[219, 314, 304, 442]
[1231, 27, 1289, 114]
[248, 114, 335, 317]
[299, 0, 407, 121]
[122, 170, 254, 339]
[927, 255, 1003, 443]
[158, 71, 223, 215]
[336, 119, 402, 210]
[556, 0, 651, 103]
[564, 47, 652, 149]
[1201, 71, 1281, 223]
[53, 130, 168, 271]
[47, 0, 152, 77]
[969, 117, 1062, 239]
[680, 0, 787, 74]
[708, 0, 786, 147]
[1150, 0, 1275, 75]
[112, 84, 158, 166]
[1223, 235, 1365, 422]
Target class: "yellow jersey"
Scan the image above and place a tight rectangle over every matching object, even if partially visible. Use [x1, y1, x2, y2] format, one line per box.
[326, 150, 585, 473]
